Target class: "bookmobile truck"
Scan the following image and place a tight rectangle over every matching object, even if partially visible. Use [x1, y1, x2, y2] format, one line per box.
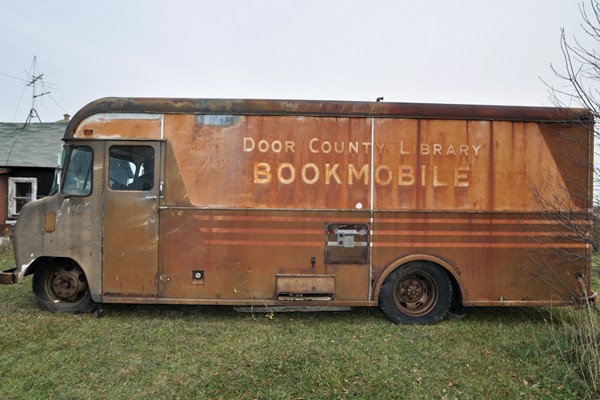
[0, 97, 596, 324]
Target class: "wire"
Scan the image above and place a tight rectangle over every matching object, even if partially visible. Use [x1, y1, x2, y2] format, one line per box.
[10, 78, 28, 122]
[49, 94, 69, 115]
[4, 124, 27, 165]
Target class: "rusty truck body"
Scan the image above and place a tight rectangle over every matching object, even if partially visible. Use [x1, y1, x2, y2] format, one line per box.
[0, 97, 595, 323]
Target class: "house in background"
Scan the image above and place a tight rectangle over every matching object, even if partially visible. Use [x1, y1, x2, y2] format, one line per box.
[0, 118, 68, 230]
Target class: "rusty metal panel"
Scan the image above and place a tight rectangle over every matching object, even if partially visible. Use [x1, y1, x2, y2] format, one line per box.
[72, 113, 162, 139]
[11, 140, 105, 295]
[154, 105, 591, 305]
[371, 211, 590, 304]
[162, 114, 372, 210]
[276, 274, 335, 295]
[373, 118, 488, 210]
[372, 118, 587, 212]
[158, 113, 590, 214]
[158, 209, 371, 301]
[101, 141, 161, 297]
[64, 98, 593, 140]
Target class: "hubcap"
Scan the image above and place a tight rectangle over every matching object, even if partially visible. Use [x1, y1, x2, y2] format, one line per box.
[393, 272, 438, 316]
[48, 264, 88, 302]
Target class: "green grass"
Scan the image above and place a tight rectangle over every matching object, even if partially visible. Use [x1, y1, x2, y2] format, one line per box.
[0, 240, 598, 399]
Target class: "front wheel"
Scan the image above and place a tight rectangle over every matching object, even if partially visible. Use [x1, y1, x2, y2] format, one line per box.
[379, 261, 452, 324]
[32, 260, 96, 313]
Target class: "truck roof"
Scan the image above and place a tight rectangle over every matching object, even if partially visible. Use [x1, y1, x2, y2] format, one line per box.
[65, 97, 593, 139]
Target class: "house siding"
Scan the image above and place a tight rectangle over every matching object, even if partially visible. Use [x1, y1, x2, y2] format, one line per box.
[0, 169, 8, 231]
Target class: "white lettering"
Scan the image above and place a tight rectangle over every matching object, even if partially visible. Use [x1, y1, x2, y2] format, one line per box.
[400, 140, 410, 155]
[243, 137, 255, 152]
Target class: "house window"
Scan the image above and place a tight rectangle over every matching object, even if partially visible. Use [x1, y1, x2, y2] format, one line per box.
[8, 177, 37, 219]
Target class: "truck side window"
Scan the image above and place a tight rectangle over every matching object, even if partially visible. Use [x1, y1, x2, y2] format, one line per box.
[62, 146, 93, 196]
[109, 146, 155, 191]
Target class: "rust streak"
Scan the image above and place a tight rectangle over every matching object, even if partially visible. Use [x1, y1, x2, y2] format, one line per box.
[374, 230, 579, 237]
[375, 218, 588, 225]
[199, 227, 323, 235]
[203, 240, 324, 246]
[374, 242, 586, 248]
[194, 215, 369, 223]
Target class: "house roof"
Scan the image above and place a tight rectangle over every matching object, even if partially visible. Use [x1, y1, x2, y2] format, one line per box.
[0, 122, 66, 168]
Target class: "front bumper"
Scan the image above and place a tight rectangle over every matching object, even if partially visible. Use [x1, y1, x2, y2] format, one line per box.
[0, 268, 16, 284]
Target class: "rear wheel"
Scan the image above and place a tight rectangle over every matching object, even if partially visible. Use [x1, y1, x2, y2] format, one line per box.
[32, 260, 96, 313]
[379, 261, 452, 324]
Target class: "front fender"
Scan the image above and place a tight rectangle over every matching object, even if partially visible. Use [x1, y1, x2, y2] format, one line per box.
[1, 257, 48, 285]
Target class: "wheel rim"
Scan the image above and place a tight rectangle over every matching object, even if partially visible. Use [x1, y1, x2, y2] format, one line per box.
[393, 272, 438, 317]
[46, 263, 89, 303]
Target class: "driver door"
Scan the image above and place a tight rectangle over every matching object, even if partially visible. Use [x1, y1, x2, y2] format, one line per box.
[102, 141, 162, 297]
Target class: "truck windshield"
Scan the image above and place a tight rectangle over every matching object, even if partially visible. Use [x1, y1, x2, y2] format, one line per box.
[61, 146, 93, 196]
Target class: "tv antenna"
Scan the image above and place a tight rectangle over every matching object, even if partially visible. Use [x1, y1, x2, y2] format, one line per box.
[2, 56, 59, 124]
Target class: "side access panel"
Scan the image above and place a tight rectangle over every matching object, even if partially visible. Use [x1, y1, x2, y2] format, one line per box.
[158, 210, 371, 302]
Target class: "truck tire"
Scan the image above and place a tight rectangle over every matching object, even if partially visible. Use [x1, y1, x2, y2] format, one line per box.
[379, 261, 452, 324]
[32, 260, 96, 313]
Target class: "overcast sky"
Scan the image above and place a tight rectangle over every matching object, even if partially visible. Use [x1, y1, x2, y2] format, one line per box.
[0, 0, 594, 123]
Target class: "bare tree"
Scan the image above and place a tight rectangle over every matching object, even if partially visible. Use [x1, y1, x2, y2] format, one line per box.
[548, 0, 599, 124]
[545, 0, 600, 248]
[542, 4, 600, 395]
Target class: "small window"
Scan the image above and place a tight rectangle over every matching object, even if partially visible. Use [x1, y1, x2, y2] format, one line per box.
[325, 224, 369, 264]
[109, 146, 154, 191]
[62, 146, 93, 196]
[8, 177, 37, 218]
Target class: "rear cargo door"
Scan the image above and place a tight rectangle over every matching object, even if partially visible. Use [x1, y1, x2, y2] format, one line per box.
[102, 141, 162, 297]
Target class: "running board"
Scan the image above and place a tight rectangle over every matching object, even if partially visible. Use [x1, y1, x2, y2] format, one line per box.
[277, 295, 332, 301]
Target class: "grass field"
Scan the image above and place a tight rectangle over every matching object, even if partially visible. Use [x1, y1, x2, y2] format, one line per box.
[1, 239, 598, 399]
